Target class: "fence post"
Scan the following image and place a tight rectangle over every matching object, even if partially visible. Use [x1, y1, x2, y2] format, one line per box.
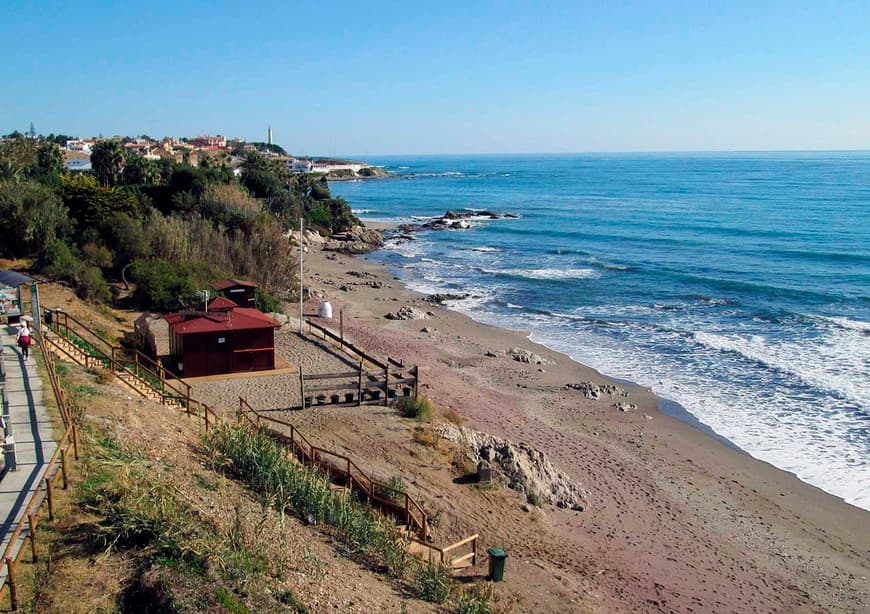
[346, 457, 351, 488]
[404, 494, 410, 530]
[340, 309, 344, 350]
[298, 367, 305, 409]
[237, 398, 242, 423]
[472, 536, 477, 566]
[28, 514, 38, 561]
[357, 361, 363, 407]
[413, 366, 419, 401]
[60, 448, 68, 489]
[7, 556, 17, 610]
[384, 365, 389, 407]
[71, 422, 79, 460]
[45, 478, 54, 521]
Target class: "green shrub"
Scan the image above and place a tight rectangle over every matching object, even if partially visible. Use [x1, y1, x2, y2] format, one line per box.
[204, 424, 410, 577]
[526, 492, 540, 506]
[254, 287, 283, 313]
[454, 583, 494, 614]
[131, 257, 198, 311]
[413, 560, 452, 603]
[77, 265, 112, 302]
[396, 396, 434, 422]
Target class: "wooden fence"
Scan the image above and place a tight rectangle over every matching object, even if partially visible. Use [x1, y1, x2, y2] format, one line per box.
[238, 397, 482, 570]
[44, 310, 219, 433]
[0, 331, 79, 611]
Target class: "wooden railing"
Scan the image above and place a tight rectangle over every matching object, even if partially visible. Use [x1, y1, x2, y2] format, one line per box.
[44, 310, 216, 433]
[0, 331, 79, 610]
[239, 397, 430, 539]
[409, 534, 480, 569]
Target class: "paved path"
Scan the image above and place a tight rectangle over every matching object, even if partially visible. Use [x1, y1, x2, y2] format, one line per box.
[0, 325, 56, 563]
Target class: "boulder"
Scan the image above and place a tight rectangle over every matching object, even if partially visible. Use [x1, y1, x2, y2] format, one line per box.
[385, 306, 431, 321]
[509, 347, 555, 366]
[437, 424, 588, 511]
[566, 381, 627, 400]
[324, 225, 384, 254]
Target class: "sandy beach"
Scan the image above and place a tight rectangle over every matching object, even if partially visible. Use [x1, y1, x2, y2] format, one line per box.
[189, 239, 870, 613]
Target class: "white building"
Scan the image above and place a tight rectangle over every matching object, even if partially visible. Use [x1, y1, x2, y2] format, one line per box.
[287, 158, 313, 173]
[65, 139, 92, 154]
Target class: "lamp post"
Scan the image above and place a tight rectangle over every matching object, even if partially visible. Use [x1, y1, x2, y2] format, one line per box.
[299, 215, 304, 334]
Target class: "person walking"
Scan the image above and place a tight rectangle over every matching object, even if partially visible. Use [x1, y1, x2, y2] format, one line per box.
[16, 322, 32, 360]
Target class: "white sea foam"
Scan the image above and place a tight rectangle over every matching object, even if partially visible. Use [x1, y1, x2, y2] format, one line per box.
[692, 330, 870, 408]
[817, 315, 870, 333]
[471, 246, 502, 253]
[487, 267, 601, 280]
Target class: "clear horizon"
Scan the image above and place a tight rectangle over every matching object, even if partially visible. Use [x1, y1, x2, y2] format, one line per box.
[2, 1, 869, 155]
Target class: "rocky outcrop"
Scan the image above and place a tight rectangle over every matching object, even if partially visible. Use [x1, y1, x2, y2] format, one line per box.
[437, 424, 588, 511]
[393, 209, 520, 235]
[385, 306, 432, 321]
[509, 347, 555, 366]
[565, 381, 628, 400]
[324, 225, 384, 254]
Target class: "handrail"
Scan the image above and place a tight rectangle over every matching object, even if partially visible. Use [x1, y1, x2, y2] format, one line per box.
[0, 331, 80, 610]
[238, 396, 430, 538]
[305, 318, 388, 370]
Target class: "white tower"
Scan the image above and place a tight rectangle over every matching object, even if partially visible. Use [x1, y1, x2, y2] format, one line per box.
[268, 126, 273, 145]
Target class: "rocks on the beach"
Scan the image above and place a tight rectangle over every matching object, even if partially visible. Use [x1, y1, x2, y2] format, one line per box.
[386, 306, 431, 321]
[339, 284, 357, 292]
[324, 225, 384, 254]
[565, 381, 627, 400]
[421, 326, 436, 335]
[613, 402, 638, 412]
[484, 351, 498, 358]
[424, 293, 469, 305]
[509, 347, 555, 366]
[437, 424, 588, 511]
[392, 209, 520, 235]
[286, 228, 327, 246]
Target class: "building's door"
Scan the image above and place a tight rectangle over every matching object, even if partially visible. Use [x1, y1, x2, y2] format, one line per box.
[207, 335, 230, 375]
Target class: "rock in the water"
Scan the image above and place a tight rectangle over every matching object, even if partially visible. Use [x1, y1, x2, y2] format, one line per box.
[509, 347, 555, 366]
[386, 306, 431, 321]
[437, 424, 588, 511]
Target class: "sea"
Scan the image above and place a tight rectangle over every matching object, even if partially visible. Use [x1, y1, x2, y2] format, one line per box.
[330, 152, 870, 510]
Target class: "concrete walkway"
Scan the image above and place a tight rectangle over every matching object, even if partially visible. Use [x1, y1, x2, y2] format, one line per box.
[0, 325, 56, 563]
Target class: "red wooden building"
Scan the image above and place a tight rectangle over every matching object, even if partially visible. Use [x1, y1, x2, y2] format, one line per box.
[211, 279, 257, 308]
[165, 297, 279, 377]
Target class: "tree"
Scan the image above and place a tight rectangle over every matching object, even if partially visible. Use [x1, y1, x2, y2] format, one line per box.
[0, 180, 69, 257]
[37, 142, 64, 177]
[122, 153, 160, 185]
[90, 140, 126, 186]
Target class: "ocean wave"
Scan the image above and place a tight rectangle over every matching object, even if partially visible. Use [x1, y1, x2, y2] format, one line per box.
[691, 330, 869, 406]
[470, 246, 502, 253]
[485, 267, 601, 281]
[816, 315, 870, 333]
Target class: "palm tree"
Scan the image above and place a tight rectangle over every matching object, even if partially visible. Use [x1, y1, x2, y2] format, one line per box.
[90, 140, 125, 186]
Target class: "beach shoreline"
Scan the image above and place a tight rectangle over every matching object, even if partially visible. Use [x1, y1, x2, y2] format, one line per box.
[284, 235, 870, 612]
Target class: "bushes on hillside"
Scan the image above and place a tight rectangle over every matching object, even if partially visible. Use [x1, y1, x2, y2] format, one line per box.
[131, 258, 202, 311]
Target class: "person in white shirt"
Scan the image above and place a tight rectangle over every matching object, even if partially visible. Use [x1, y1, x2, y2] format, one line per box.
[16, 323, 31, 359]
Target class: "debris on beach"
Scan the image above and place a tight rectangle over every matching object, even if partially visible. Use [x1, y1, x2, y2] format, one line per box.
[437, 424, 588, 511]
[613, 402, 638, 412]
[565, 381, 628, 400]
[385, 306, 431, 320]
[509, 347, 555, 365]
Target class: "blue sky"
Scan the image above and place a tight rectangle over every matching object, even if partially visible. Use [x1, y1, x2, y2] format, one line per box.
[2, 1, 868, 155]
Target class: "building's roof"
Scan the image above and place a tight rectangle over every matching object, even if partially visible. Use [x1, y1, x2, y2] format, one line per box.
[166, 307, 278, 335]
[207, 296, 239, 311]
[0, 270, 33, 288]
[211, 278, 257, 290]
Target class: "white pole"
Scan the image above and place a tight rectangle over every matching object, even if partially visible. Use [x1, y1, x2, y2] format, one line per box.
[299, 215, 304, 334]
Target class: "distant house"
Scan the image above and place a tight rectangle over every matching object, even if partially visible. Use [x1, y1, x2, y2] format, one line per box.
[164, 297, 279, 377]
[287, 158, 313, 173]
[211, 278, 257, 308]
[189, 134, 227, 150]
[64, 152, 92, 171]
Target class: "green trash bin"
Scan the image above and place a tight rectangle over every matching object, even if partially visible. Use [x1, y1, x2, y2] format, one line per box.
[487, 547, 508, 582]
